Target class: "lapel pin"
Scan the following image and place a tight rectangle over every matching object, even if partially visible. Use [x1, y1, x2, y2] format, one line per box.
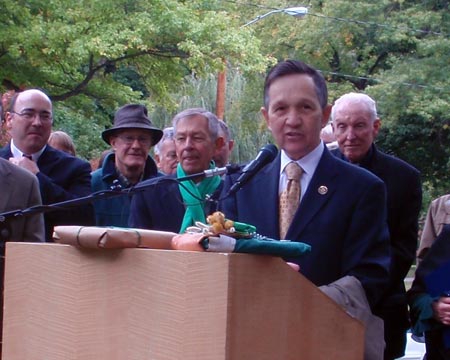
[318, 186, 328, 195]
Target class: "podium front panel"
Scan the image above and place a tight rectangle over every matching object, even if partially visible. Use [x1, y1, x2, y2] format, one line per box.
[2, 243, 364, 360]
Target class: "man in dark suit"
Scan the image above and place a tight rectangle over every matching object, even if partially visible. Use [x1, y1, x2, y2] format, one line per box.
[331, 92, 422, 360]
[1, 89, 94, 241]
[129, 108, 225, 233]
[220, 60, 390, 311]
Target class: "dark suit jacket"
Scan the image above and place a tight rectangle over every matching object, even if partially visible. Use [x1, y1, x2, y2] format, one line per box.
[129, 176, 223, 233]
[220, 146, 390, 309]
[333, 145, 422, 358]
[0, 145, 94, 241]
[334, 145, 421, 302]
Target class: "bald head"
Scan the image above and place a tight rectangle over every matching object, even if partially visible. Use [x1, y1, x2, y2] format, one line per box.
[6, 89, 53, 154]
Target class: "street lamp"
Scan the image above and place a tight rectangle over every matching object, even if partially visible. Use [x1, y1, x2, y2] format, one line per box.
[242, 7, 309, 28]
[215, 6, 309, 119]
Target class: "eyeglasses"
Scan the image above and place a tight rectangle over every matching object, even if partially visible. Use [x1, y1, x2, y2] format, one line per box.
[11, 110, 53, 123]
[116, 135, 152, 146]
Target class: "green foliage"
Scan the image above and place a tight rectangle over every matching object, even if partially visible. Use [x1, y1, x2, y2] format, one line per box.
[229, 0, 450, 200]
[1, 0, 449, 203]
[0, 0, 269, 158]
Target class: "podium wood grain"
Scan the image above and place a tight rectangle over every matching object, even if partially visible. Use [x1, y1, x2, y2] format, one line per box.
[3, 243, 364, 360]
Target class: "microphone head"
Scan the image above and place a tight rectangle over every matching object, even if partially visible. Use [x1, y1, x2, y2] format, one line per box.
[242, 144, 278, 173]
[227, 144, 278, 196]
[260, 144, 278, 161]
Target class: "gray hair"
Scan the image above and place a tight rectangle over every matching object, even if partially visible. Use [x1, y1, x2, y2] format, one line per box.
[172, 108, 219, 140]
[218, 119, 232, 142]
[154, 126, 175, 155]
[331, 93, 378, 123]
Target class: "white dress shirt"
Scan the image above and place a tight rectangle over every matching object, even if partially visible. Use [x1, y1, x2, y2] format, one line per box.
[279, 141, 325, 200]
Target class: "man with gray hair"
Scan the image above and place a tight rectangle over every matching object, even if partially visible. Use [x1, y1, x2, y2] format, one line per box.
[154, 126, 178, 175]
[213, 119, 234, 168]
[129, 108, 225, 233]
[331, 92, 422, 360]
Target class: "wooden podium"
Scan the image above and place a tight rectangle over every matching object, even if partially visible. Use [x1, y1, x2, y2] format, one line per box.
[2, 243, 364, 359]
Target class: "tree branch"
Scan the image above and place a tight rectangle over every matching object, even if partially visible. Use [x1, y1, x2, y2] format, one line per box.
[50, 48, 188, 101]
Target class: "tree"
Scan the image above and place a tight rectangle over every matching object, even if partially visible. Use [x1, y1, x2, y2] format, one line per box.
[0, 0, 269, 159]
[213, 0, 450, 197]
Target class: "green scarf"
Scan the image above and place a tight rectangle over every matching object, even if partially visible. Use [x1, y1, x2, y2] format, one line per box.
[177, 162, 221, 233]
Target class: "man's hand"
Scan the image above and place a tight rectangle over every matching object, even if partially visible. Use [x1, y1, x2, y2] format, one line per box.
[432, 296, 450, 325]
[9, 156, 40, 175]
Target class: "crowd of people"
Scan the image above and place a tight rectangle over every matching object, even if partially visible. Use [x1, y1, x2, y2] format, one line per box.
[0, 60, 449, 360]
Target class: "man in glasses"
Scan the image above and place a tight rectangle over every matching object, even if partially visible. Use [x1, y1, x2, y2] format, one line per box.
[91, 104, 163, 226]
[0, 88, 94, 241]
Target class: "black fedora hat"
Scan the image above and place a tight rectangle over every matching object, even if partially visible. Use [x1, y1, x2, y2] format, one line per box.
[102, 104, 163, 145]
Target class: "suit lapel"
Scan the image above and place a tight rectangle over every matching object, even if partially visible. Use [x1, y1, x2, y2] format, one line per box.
[262, 157, 282, 232]
[240, 155, 280, 236]
[286, 150, 339, 239]
[36, 146, 52, 170]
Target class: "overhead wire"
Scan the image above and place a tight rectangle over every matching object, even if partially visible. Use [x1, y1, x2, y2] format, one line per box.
[224, 0, 448, 38]
[222, 1, 449, 92]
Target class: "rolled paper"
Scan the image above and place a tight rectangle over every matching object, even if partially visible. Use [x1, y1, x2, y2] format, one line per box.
[53, 226, 176, 250]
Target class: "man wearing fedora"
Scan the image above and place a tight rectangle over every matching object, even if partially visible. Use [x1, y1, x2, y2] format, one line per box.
[91, 104, 163, 227]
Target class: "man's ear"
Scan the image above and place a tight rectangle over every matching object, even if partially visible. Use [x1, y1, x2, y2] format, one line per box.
[4, 112, 13, 131]
[322, 105, 332, 127]
[261, 107, 271, 130]
[214, 136, 225, 151]
[373, 118, 381, 136]
[109, 137, 117, 151]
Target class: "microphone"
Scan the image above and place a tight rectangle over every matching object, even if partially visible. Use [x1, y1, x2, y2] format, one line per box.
[227, 144, 278, 196]
[177, 164, 242, 182]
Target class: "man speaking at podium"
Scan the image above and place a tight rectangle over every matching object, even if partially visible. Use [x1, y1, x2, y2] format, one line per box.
[129, 108, 225, 233]
[220, 60, 390, 357]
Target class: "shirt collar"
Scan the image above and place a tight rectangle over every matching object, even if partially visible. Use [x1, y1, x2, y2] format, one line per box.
[11, 139, 46, 161]
[280, 141, 324, 176]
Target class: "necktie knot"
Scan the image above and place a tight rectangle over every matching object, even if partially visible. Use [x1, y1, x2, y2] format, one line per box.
[22, 154, 32, 160]
[285, 161, 302, 181]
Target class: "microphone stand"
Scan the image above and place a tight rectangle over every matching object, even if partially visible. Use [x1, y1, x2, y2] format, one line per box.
[0, 165, 241, 240]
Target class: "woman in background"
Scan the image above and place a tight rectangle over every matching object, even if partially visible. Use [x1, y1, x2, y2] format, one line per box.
[48, 130, 76, 156]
